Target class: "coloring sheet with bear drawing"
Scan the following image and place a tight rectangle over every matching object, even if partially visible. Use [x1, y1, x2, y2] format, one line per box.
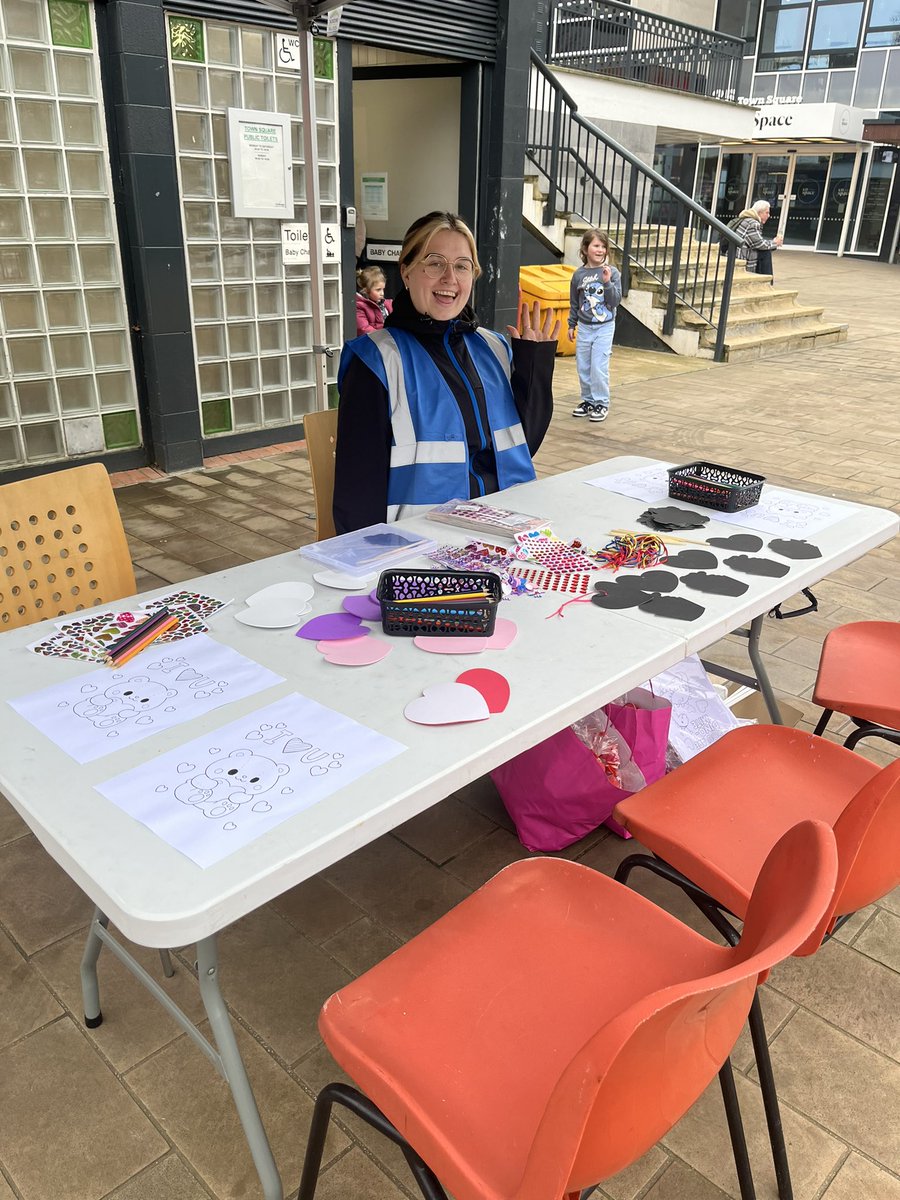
[96, 693, 406, 867]
[8, 635, 283, 763]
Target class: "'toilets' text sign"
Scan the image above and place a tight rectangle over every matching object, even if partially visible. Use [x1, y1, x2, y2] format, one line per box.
[281, 223, 342, 265]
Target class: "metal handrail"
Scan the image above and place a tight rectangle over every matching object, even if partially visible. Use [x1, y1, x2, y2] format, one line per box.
[527, 49, 741, 362]
[547, 0, 744, 102]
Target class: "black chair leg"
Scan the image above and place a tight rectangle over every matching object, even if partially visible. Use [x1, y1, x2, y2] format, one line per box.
[297, 1082, 448, 1200]
[747, 992, 794, 1200]
[719, 1058, 757, 1200]
[812, 708, 833, 737]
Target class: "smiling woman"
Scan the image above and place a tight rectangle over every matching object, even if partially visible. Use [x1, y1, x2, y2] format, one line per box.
[332, 211, 560, 533]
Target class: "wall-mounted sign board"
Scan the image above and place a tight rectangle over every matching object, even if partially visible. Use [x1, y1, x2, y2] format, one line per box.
[227, 108, 294, 219]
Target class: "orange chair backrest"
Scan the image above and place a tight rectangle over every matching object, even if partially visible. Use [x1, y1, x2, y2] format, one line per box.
[831, 758, 900, 922]
[0, 463, 135, 631]
[517, 820, 838, 1199]
[304, 408, 338, 542]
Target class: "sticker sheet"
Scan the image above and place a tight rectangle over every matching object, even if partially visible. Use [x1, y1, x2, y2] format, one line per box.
[9, 634, 283, 763]
[96, 693, 406, 868]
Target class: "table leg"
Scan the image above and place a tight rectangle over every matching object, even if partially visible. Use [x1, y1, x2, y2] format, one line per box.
[197, 936, 284, 1200]
[80, 907, 108, 1028]
[746, 615, 784, 725]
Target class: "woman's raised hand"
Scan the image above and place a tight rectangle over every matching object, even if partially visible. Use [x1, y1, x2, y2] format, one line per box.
[507, 300, 561, 343]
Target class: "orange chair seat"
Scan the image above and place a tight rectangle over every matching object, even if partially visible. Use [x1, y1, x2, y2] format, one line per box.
[319, 857, 735, 1200]
[813, 620, 900, 730]
[613, 723, 877, 920]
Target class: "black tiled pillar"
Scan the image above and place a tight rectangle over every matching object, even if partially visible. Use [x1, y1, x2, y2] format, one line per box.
[476, 0, 537, 334]
[99, 0, 203, 472]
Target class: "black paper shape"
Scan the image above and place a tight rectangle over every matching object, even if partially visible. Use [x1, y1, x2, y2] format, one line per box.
[664, 549, 719, 570]
[681, 571, 750, 596]
[615, 570, 679, 592]
[725, 554, 791, 578]
[638, 595, 705, 621]
[592, 582, 657, 609]
[768, 538, 823, 560]
[707, 533, 764, 552]
[637, 506, 710, 532]
[364, 532, 411, 547]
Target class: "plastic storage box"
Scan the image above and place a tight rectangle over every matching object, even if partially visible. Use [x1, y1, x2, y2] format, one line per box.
[519, 264, 576, 356]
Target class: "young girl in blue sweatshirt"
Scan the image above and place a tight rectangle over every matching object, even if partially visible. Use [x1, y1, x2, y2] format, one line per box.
[567, 229, 622, 423]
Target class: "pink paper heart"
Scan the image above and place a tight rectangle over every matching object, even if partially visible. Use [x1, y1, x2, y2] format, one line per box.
[455, 668, 510, 714]
[485, 617, 517, 649]
[316, 637, 392, 666]
[296, 612, 367, 641]
[404, 682, 491, 726]
[413, 635, 488, 655]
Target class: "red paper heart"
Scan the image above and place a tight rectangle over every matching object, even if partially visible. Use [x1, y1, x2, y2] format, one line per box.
[455, 668, 510, 714]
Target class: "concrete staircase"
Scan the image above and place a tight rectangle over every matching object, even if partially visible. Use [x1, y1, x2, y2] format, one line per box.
[523, 179, 850, 361]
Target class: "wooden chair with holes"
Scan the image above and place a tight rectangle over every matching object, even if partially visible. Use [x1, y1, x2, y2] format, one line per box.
[0, 463, 135, 632]
[303, 408, 338, 541]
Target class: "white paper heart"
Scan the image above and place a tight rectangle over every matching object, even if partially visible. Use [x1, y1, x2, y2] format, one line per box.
[313, 569, 376, 591]
[246, 581, 315, 607]
[404, 682, 491, 725]
[234, 600, 310, 628]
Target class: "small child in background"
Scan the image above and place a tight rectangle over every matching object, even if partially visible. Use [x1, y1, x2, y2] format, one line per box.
[567, 229, 622, 423]
[355, 266, 393, 334]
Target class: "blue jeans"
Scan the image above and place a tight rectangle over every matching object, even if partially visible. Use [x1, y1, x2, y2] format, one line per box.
[575, 319, 615, 410]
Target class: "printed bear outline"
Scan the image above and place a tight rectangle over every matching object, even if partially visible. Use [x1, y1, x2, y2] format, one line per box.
[175, 748, 289, 819]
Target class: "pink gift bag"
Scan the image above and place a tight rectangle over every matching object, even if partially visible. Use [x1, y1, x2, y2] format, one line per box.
[491, 688, 671, 852]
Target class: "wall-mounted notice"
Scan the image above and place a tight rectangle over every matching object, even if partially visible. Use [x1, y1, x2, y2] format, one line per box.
[227, 108, 293, 219]
[360, 172, 388, 221]
[281, 222, 342, 265]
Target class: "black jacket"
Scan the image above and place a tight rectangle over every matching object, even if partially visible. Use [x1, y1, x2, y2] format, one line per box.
[333, 289, 556, 533]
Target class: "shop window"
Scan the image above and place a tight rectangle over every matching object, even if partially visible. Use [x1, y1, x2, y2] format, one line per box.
[854, 49, 887, 105]
[758, 3, 809, 72]
[883, 47, 900, 105]
[802, 69, 829, 99]
[716, 0, 762, 42]
[776, 71, 802, 95]
[827, 69, 854, 100]
[865, 0, 900, 47]
[807, 1, 863, 68]
[752, 71, 777, 101]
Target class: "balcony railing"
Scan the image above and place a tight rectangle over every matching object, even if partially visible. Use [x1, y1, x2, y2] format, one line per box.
[546, 0, 744, 102]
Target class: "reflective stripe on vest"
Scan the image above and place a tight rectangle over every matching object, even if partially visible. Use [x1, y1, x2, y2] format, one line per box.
[342, 326, 534, 523]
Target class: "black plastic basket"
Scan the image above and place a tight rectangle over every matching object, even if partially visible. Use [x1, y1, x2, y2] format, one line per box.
[377, 569, 501, 637]
[667, 461, 765, 513]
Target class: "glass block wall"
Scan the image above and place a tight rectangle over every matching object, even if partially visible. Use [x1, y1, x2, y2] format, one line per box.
[0, 0, 141, 469]
[167, 17, 342, 440]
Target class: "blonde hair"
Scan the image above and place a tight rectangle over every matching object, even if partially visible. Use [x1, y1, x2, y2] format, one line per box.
[579, 228, 611, 265]
[356, 266, 386, 294]
[399, 211, 482, 280]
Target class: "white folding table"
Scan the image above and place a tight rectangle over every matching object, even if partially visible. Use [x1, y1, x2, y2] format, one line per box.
[0, 456, 895, 1199]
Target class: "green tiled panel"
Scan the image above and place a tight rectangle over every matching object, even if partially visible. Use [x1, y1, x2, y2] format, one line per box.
[201, 397, 232, 435]
[101, 409, 140, 449]
[48, 0, 92, 49]
[169, 17, 205, 63]
[313, 38, 333, 80]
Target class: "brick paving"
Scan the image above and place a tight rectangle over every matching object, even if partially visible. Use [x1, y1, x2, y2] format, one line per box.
[1, 252, 899, 1200]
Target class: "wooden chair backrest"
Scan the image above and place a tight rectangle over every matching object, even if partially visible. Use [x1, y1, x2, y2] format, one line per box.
[0, 463, 136, 631]
[304, 408, 338, 541]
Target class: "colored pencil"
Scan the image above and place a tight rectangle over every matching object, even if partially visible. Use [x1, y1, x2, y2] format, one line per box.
[106, 615, 179, 666]
[391, 592, 491, 604]
[104, 606, 170, 660]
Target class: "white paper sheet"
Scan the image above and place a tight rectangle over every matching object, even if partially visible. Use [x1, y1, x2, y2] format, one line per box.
[9, 635, 283, 764]
[96, 693, 406, 868]
[586, 464, 855, 537]
[649, 655, 741, 762]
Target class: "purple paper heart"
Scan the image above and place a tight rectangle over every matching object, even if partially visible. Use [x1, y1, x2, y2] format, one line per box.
[296, 612, 367, 641]
[369, 589, 379, 604]
[342, 594, 382, 621]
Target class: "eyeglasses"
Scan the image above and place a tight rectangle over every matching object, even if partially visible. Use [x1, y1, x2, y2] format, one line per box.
[417, 253, 475, 279]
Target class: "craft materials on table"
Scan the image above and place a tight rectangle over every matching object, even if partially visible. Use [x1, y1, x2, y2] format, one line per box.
[404, 668, 510, 726]
[9, 635, 283, 764]
[95, 692, 405, 868]
[513, 528, 600, 573]
[234, 582, 314, 629]
[414, 616, 517, 655]
[507, 567, 593, 595]
[377, 569, 502, 637]
[666, 462, 765, 513]
[300, 523, 437, 578]
[591, 532, 670, 571]
[637, 506, 711, 533]
[429, 541, 537, 596]
[426, 498, 548, 537]
[106, 610, 180, 666]
[28, 590, 230, 663]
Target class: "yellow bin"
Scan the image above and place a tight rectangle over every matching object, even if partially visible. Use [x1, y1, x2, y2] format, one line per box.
[518, 263, 576, 355]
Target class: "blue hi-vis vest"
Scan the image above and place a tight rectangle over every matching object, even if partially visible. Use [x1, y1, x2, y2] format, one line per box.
[338, 325, 536, 522]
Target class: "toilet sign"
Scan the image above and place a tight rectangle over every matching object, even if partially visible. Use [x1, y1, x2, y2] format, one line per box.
[281, 222, 341, 264]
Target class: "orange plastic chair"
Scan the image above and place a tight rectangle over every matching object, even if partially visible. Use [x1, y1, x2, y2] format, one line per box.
[812, 620, 900, 751]
[612, 723, 900, 1200]
[297, 821, 838, 1200]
